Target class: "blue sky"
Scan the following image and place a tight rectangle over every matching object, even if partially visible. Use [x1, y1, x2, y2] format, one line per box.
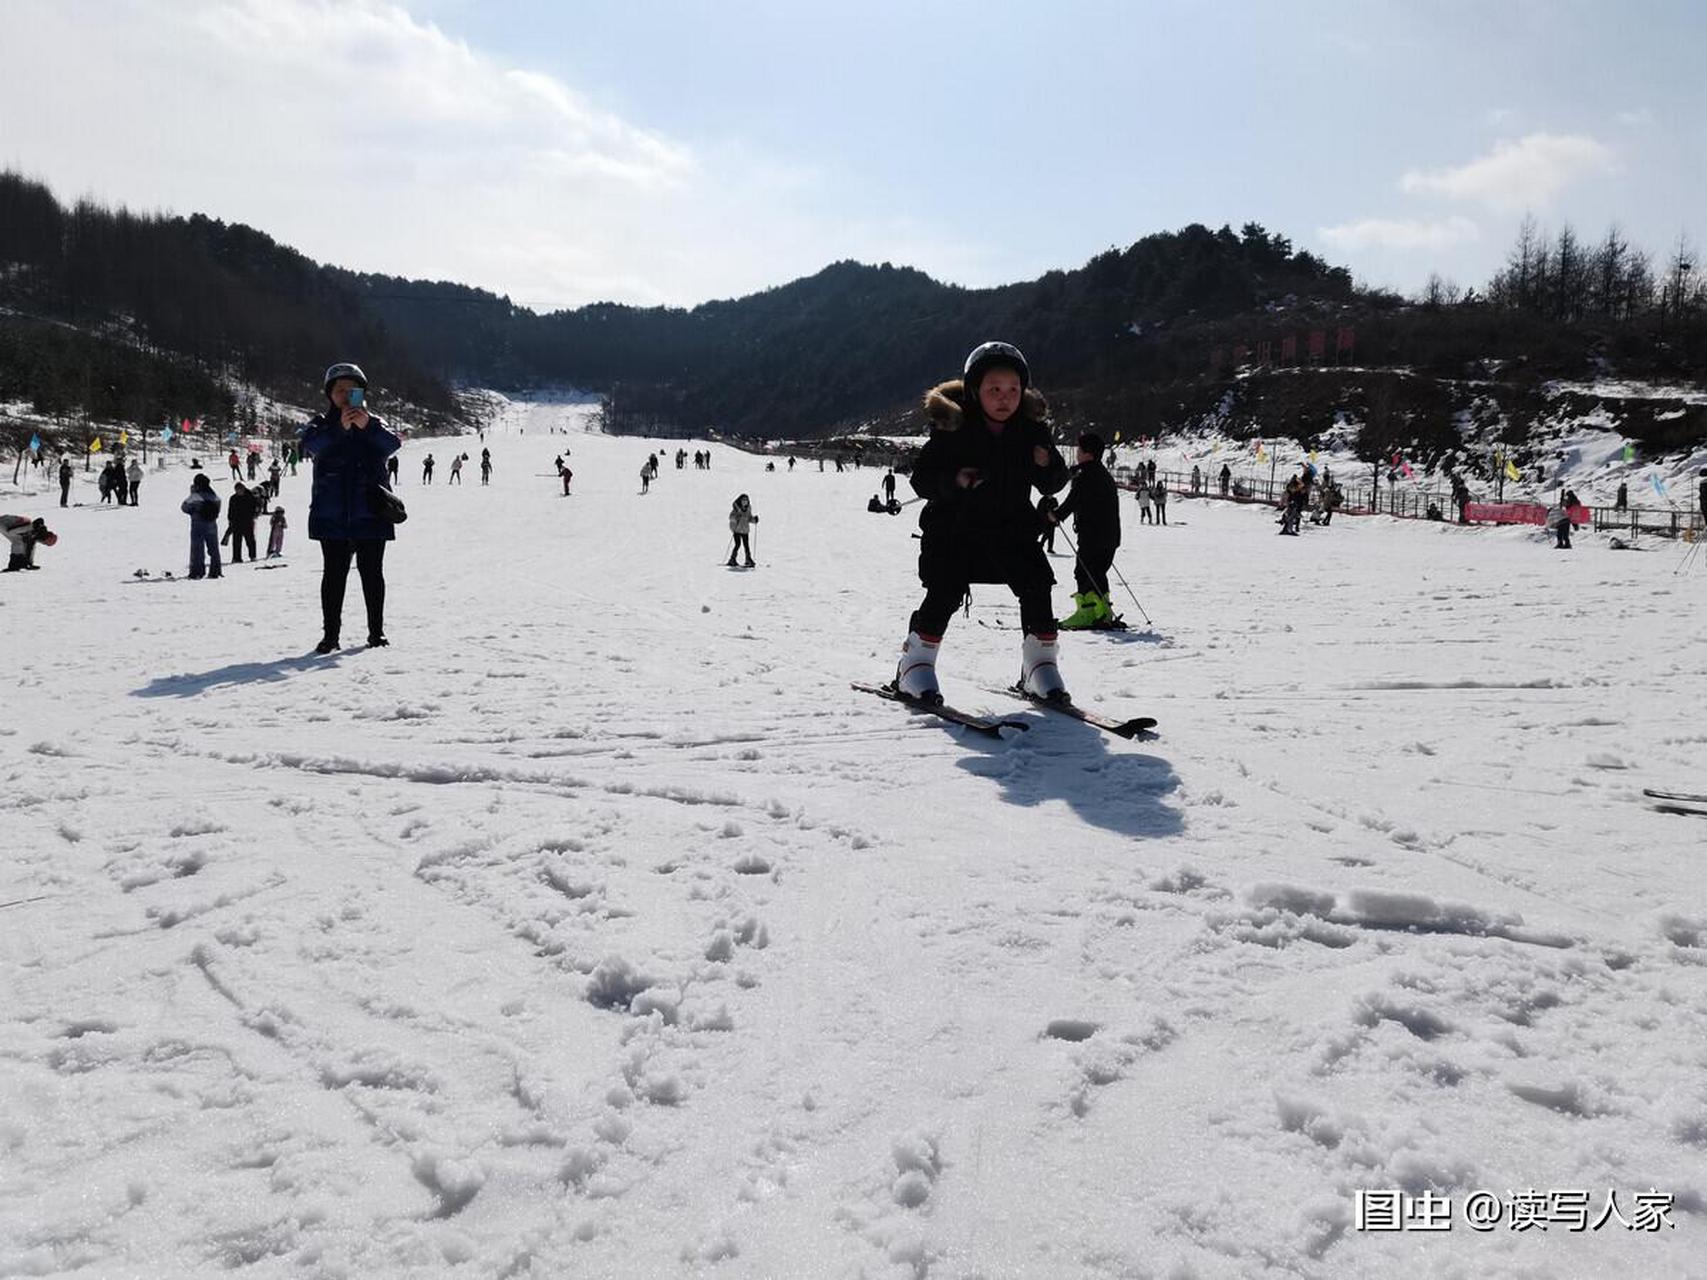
[3, 0, 1702, 310]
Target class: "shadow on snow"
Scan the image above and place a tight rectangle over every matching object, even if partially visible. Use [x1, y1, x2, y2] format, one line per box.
[955, 712, 1183, 839]
[133, 651, 344, 698]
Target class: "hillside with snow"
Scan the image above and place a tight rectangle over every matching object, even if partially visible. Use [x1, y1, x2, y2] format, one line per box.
[2, 396, 1704, 1278]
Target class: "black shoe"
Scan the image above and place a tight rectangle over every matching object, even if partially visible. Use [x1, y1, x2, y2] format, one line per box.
[367, 635, 389, 647]
[315, 637, 339, 655]
[744, 560, 756, 568]
[726, 559, 738, 567]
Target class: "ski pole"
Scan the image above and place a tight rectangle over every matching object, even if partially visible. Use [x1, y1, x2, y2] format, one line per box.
[1056, 524, 1152, 627]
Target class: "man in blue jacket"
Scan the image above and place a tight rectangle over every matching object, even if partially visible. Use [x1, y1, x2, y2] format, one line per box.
[300, 362, 401, 653]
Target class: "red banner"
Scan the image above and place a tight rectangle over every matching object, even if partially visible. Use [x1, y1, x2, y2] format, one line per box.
[1309, 330, 1326, 360]
[1465, 502, 1591, 526]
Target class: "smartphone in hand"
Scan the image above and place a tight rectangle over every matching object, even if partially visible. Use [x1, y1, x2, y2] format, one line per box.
[348, 387, 365, 408]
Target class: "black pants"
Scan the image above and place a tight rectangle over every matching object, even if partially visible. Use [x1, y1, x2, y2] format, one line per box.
[1073, 543, 1116, 596]
[320, 539, 387, 641]
[729, 533, 752, 564]
[228, 522, 257, 562]
[912, 582, 1054, 638]
[60, 482, 69, 507]
[129, 481, 140, 505]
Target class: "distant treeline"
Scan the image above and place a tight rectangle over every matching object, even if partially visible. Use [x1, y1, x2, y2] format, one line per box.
[0, 171, 462, 434]
[3, 167, 1704, 459]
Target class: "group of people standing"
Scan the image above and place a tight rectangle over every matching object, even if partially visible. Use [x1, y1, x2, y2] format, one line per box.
[96, 456, 144, 506]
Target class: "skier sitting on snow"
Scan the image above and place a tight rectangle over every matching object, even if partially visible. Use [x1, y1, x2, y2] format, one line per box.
[893, 341, 1070, 705]
[1050, 432, 1121, 630]
[1, 515, 57, 571]
[727, 494, 758, 566]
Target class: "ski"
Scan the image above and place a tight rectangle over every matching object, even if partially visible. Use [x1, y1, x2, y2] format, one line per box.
[852, 682, 1027, 738]
[1649, 801, 1707, 819]
[1642, 788, 1707, 804]
[992, 685, 1157, 739]
[978, 617, 1129, 633]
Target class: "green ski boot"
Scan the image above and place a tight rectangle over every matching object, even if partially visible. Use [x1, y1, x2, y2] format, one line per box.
[1059, 592, 1099, 630]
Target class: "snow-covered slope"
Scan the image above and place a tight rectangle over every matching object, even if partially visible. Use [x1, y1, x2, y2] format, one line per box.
[2, 396, 1703, 1277]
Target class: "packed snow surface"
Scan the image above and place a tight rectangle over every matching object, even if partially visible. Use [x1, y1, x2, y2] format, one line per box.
[2, 396, 1704, 1278]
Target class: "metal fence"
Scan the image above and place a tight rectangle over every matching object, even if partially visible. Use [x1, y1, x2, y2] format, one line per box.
[1113, 464, 1706, 539]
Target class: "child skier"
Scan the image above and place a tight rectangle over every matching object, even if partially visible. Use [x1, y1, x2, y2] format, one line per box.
[267, 506, 288, 558]
[727, 494, 758, 566]
[892, 341, 1070, 705]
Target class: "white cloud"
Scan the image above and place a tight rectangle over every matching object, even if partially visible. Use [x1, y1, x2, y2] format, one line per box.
[1399, 133, 1615, 212]
[0, 0, 960, 309]
[1317, 216, 1481, 253]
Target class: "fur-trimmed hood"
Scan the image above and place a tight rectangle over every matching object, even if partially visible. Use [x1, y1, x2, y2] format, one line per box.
[923, 379, 1049, 432]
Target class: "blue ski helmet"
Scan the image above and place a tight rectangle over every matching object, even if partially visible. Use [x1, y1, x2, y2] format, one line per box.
[963, 341, 1029, 391]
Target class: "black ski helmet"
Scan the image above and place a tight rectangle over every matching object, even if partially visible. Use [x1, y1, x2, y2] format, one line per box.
[323, 362, 368, 397]
[962, 341, 1029, 391]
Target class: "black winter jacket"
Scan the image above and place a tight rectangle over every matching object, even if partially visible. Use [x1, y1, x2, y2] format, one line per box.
[910, 380, 1068, 588]
[1055, 460, 1121, 549]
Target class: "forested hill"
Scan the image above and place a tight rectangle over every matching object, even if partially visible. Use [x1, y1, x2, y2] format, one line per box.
[342, 225, 1360, 436]
[0, 172, 463, 432]
[4, 167, 1704, 454]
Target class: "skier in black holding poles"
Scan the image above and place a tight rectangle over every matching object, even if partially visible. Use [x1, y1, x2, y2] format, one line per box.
[1051, 432, 1122, 630]
[891, 341, 1070, 705]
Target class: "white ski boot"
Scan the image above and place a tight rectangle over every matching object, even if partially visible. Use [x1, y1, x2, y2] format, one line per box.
[1020, 632, 1069, 703]
[894, 630, 943, 704]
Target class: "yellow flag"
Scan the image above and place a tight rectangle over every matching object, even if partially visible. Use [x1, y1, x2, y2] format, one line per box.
[90, 437, 103, 452]
[1309, 450, 1318, 462]
[1114, 431, 1122, 443]
[1256, 444, 1267, 461]
[120, 430, 129, 446]
[1504, 459, 1521, 482]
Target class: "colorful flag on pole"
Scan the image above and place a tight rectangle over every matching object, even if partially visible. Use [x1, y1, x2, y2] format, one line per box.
[162, 426, 173, 442]
[119, 430, 128, 446]
[1651, 474, 1669, 499]
[1400, 461, 1414, 478]
[1504, 459, 1522, 482]
[29, 433, 41, 452]
[90, 436, 103, 453]
[1622, 443, 1636, 463]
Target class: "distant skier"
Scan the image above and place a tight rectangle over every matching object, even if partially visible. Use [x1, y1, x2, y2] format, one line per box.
[727, 494, 758, 566]
[181, 473, 223, 579]
[1699, 469, 1707, 526]
[246, 451, 260, 481]
[59, 458, 73, 507]
[267, 506, 288, 558]
[1279, 474, 1305, 535]
[1136, 481, 1152, 525]
[883, 470, 897, 504]
[1152, 477, 1168, 526]
[480, 448, 492, 486]
[422, 453, 435, 484]
[225, 482, 259, 564]
[892, 341, 1069, 705]
[1, 515, 57, 571]
[640, 464, 651, 495]
[1219, 463, 1232, 496]
[1191, 464, 1202, 494]
[449, 454, 464, 485]
[1051, 432, 1121, 629]
[1614, 481, 1627, 511]
[228, 449, 241, 482]
[127, 458, 143, 506]
[386, 454, 400, 485]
